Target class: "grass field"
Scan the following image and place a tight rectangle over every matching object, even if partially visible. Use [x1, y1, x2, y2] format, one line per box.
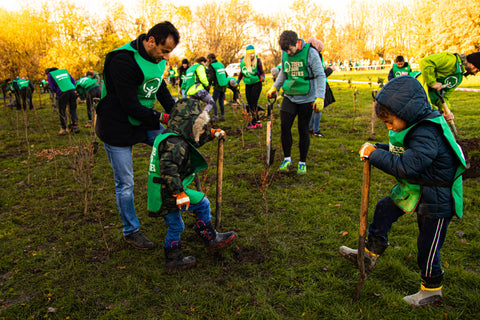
[1, 71, 479, 319]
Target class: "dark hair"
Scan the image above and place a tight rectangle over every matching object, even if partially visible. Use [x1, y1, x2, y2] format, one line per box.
[146, 21, 180, 46]
[374, 102, 396, 119]
[279, 30, 298, 51]
[395, 56, 405, 63]
[86, 70, 95, 77]
[207, 53, 216, 60]
[196, 56, 207, 64]
[182, 58, 189, 65]
[45, 67, 58, 75]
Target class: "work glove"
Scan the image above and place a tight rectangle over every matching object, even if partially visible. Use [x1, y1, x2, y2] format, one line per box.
[267, 86, 277, 99]
[359, 142, 376, 160]
[210, 128, 226, 138]
[313, 97, 324, 113]
[159, 112, 169, 124]
[173, 191, 190, 210]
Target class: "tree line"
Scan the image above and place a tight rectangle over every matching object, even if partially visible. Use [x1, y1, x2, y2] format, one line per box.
[1, 0, 479, 81]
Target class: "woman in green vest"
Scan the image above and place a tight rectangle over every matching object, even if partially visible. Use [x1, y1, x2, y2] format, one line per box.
[236, 45, 265, 129]
[339, 76, 467, 306]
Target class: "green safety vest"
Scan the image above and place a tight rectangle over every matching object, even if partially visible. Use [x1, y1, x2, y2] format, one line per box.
[40, 79, 47, 87]
[101, 42, 167, 126]
[147, 132, 207, 214]
[388, 117, 466, 216]
[210, 61, 228, 87]
[16, 79, 30, 90]
[281, 43, 311, 95]
[184, 64, 203, 93]
[49, 69, 75, 93]
[168, 69, 175, 78]
[77, 76, 100, 92]
[428, 54, 463, 106]
[392, 64, 412, 78]
[240, 57, 260, 85]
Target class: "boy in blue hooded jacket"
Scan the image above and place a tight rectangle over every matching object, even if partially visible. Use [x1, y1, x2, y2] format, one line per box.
[339, 76, 467, 306]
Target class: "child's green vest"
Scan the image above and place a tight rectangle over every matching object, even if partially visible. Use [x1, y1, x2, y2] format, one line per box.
[101, 43, 167, 126]
[388, 117, 466, 217]
[147, 132, 207, 214]
[49, 69, 75, 93]
[240, 57, 260, 85]
[428, 54, 464, 106]
[392, 64, 412, 78]
[210, 61, 228, 87]
[281, 43, 311, 95]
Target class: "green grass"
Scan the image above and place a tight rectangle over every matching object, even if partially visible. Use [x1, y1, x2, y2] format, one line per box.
[1, 73, 480, 319]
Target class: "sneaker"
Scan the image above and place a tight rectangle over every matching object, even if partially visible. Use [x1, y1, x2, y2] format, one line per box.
[84, 121, 92, 128]
[403, 289, 443, 306]
[58, 128, 67, 136]
[297, 163, 307, 175]
[245, 124, 257, 130]
[219, 115, 225, 121]
[339, 246, 378, 273]
[255, 122, 262, 128]
[279, 159, 293, 172]
[124, 230, 156, 250]
[72, 125, 80, 134]
[313, 132, 324, 137]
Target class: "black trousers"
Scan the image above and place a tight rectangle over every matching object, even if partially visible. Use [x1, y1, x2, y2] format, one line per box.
[280, 97, 313, 162]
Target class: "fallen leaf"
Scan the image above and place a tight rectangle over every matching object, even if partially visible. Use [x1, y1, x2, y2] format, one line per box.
[47, 307, 57, 313]
[456, 231, 466, 238]
[117, 266, 126, 269]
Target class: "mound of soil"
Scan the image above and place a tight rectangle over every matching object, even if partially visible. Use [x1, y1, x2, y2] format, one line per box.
[458, 138, 480, 178]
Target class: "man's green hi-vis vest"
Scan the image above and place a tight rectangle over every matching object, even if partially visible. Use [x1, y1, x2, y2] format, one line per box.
[210, 61, 228, 87]
[50, 69, 75, 93]
[147, 132, 207, 214]
[428, 54, 463, 106]
[16, 79, 30, 90]
[101, 42, 167, 126]
[282, 43, 311, 95]
[388, 117, 466, 216]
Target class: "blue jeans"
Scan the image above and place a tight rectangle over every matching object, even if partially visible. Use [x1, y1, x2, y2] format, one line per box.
[368, 196, 450, 279]
[163, 197, 212, 247]
[104, 127, 164, 236]
[212, 90, 225, 117]
[309, 111, 322, 133]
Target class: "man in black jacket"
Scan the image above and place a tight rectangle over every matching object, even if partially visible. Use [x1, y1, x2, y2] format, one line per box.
[95, 21, 180, 250]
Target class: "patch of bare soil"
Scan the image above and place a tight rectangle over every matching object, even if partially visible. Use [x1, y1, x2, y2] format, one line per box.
[458, 138, 480, 178]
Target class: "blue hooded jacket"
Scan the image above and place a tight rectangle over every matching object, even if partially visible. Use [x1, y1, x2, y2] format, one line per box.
[369, 76, 461, 218]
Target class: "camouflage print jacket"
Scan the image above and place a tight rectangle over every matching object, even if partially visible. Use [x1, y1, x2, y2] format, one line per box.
[148, 98, 213, 215]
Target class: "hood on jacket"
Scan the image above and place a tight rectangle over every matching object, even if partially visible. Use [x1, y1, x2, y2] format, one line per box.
[375, 76, 436, 127]
[166, 98, 210, 143]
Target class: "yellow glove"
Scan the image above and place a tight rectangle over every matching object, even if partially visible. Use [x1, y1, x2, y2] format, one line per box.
[313, 98, 324, 113]
[267, 86, 277, 99]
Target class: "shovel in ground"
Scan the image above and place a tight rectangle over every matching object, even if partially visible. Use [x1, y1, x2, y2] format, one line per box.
[436, 92, 459, 140]
[353, 159, 371, 301]
[265, 96, 276, 167]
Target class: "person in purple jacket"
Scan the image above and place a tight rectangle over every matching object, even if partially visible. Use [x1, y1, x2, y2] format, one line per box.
[46, 67, 79, 135]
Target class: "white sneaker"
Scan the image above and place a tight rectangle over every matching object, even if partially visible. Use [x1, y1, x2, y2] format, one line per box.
[403, 288, 443, 306]
[339, 246, 378, 273]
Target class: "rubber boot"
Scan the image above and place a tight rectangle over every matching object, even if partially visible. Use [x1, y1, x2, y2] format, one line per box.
[339, 234, 387, 273]
[193, 220, 237, 252]
[403, 274, 444, 306]
[164, 243, 196, 274]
